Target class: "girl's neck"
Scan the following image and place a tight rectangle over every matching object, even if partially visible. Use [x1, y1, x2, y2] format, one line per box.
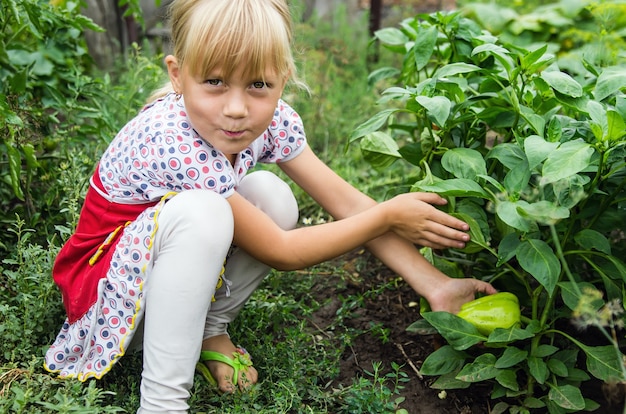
[226, 153, 237, 166]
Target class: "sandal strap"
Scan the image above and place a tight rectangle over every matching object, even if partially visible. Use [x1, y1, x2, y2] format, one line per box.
[198, 347, 253, 385]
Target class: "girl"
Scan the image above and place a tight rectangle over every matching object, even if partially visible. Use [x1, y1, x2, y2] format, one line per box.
[45, 0, 496, 412]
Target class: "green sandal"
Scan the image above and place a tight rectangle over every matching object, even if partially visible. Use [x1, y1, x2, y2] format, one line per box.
[195, 347, 253, 388]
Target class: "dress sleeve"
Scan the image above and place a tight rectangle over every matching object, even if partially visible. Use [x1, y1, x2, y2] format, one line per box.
[258, 100, 307, 163]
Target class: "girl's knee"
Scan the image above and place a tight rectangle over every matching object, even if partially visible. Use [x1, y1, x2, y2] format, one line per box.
[159, 190, 234, 239]
[238, 171, 298, 230]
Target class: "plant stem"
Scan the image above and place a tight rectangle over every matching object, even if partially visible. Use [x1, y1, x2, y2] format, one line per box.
[549, 224, 581, 297]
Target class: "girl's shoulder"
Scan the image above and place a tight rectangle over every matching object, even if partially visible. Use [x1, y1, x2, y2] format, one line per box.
[140, 92, 179, 115]
[275, 99, 300, 120]
[255, 99, 306, 163]
[268, 99, 304, 134]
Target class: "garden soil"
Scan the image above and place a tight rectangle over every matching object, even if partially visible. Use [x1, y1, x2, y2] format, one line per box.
[309, 250, 625, 414]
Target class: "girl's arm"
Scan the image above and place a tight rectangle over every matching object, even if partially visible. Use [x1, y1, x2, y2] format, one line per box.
[227, 168, 458, 270]
[278, 146, 496, 312]
[230, 146, 495, 313]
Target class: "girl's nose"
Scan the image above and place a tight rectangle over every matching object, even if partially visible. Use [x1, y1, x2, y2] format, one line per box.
[223, 90, 248, 119]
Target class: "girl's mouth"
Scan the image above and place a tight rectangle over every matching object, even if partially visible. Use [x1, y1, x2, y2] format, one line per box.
[223, 129, 245, 138]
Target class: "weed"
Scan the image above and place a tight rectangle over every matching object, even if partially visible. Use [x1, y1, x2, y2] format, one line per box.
[332, 361, 410, 414]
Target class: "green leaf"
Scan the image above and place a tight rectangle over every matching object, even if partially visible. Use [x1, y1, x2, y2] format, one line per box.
[551, 174, 589, 209]
[542, 139, 595, 184]
[520, 44, 548, 71]
[606, 110, 626, 143]
[559, 281, 595, 311]
[399, 142, 426, 167]
[504, 161, 531, 195]
[350, 109, 397, 141]
[430, 370, 471, 389]
[456, 353, 499, 382]
[574, 229, 611, 255]
[495, 346, 528, 369]
[471, 43, 512, 74]
[359, 131, 401, 170]
[32, 53, 54, 76]
[0, 96, 23, 126]
[374, 27, 409, 46]
[568, 368, 591, 382]
[413, 26, 438, 71]
[22, 143, 38, 170]
[406, 318, 438, 335]
[533, 344, 558, 358]
[527, 356, 549, 384]
[541, 71, 583, 98]
[577, 344, 625, 382]
[7, 49, 36, 66]
[495, 369, 519, 391]
[496, 201, 532, 232]
[586, 100, 606, 131]
[487, 326, 535, 343]
[524, 135, 558, 170]
[433, 63, 481, 79]
[441, 148, 487, 180]
[478, 174, 506, 193]
[523, 397, 546, 409]
[594, 66, 626, 101]
[497, 233, 520, 266]
[516, 200, 570, 226]
[416, 178, 490, 199]
[487, 143, 526, 170]
[7, 144, 24, 200]
[583, 398, 601, 411]
[547, 358, 569, 377]
[421, 312, 486, 350]
[451, 212, 489, 253]
[415, 95, 451, 128]
[546, 116, 562, 143]
[421, 345, 467, 375]
[491, 401, 512, 414]
[368, 67, 401, 85]
[520, 106, 546, 137]
[548, 384, 585, 411]
[551, 349, 579, 369]
[456, 199, 489, 240]
[516, 239, 560, 296]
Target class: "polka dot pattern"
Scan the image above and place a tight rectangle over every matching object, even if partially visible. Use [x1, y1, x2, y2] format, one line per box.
[99, 94, 306, 201]
[45, 206, 159, 380]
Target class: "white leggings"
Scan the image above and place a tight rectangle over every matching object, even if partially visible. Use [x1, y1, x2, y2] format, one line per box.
[136, 171, 298, 413]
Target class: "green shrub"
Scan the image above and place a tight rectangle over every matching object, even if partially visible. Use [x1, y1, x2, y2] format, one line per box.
[0, 0, 165, 251]
[353, 6, 626, 412]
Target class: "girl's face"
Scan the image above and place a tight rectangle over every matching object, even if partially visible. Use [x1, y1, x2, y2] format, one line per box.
[166, 56, 287, 164]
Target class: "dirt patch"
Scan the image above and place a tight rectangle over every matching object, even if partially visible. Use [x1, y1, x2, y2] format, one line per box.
[309, 250, 624, 413]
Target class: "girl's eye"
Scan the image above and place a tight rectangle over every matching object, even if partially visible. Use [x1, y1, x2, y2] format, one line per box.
[206, 79, 222, 86]
[251, 81, 267, 89]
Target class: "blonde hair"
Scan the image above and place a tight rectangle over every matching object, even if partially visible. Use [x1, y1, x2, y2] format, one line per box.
[148, 0, 305, 102]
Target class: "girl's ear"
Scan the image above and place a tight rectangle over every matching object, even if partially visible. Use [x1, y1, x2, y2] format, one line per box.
[165, 55, 182, 92]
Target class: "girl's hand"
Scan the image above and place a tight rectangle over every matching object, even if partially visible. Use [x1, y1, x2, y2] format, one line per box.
[426, 277, 498, 314]
[382, 192, 471, 249]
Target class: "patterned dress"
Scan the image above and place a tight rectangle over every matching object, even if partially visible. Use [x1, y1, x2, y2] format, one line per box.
[44, 93, 307, 380]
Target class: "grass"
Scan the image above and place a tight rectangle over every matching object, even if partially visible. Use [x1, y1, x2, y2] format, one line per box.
[0, 3, 418, 413]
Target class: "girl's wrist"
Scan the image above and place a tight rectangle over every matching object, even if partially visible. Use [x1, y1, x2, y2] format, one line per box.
[378, 199, 398, 234]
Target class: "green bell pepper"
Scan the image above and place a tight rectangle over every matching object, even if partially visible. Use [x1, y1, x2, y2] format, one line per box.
[457, 292, 521, 335]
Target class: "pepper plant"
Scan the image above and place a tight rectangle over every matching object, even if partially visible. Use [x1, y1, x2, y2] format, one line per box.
[351, 8, 626, 413]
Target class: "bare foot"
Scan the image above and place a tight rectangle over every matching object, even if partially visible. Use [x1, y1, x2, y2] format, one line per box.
[201, 334, 258, 392]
